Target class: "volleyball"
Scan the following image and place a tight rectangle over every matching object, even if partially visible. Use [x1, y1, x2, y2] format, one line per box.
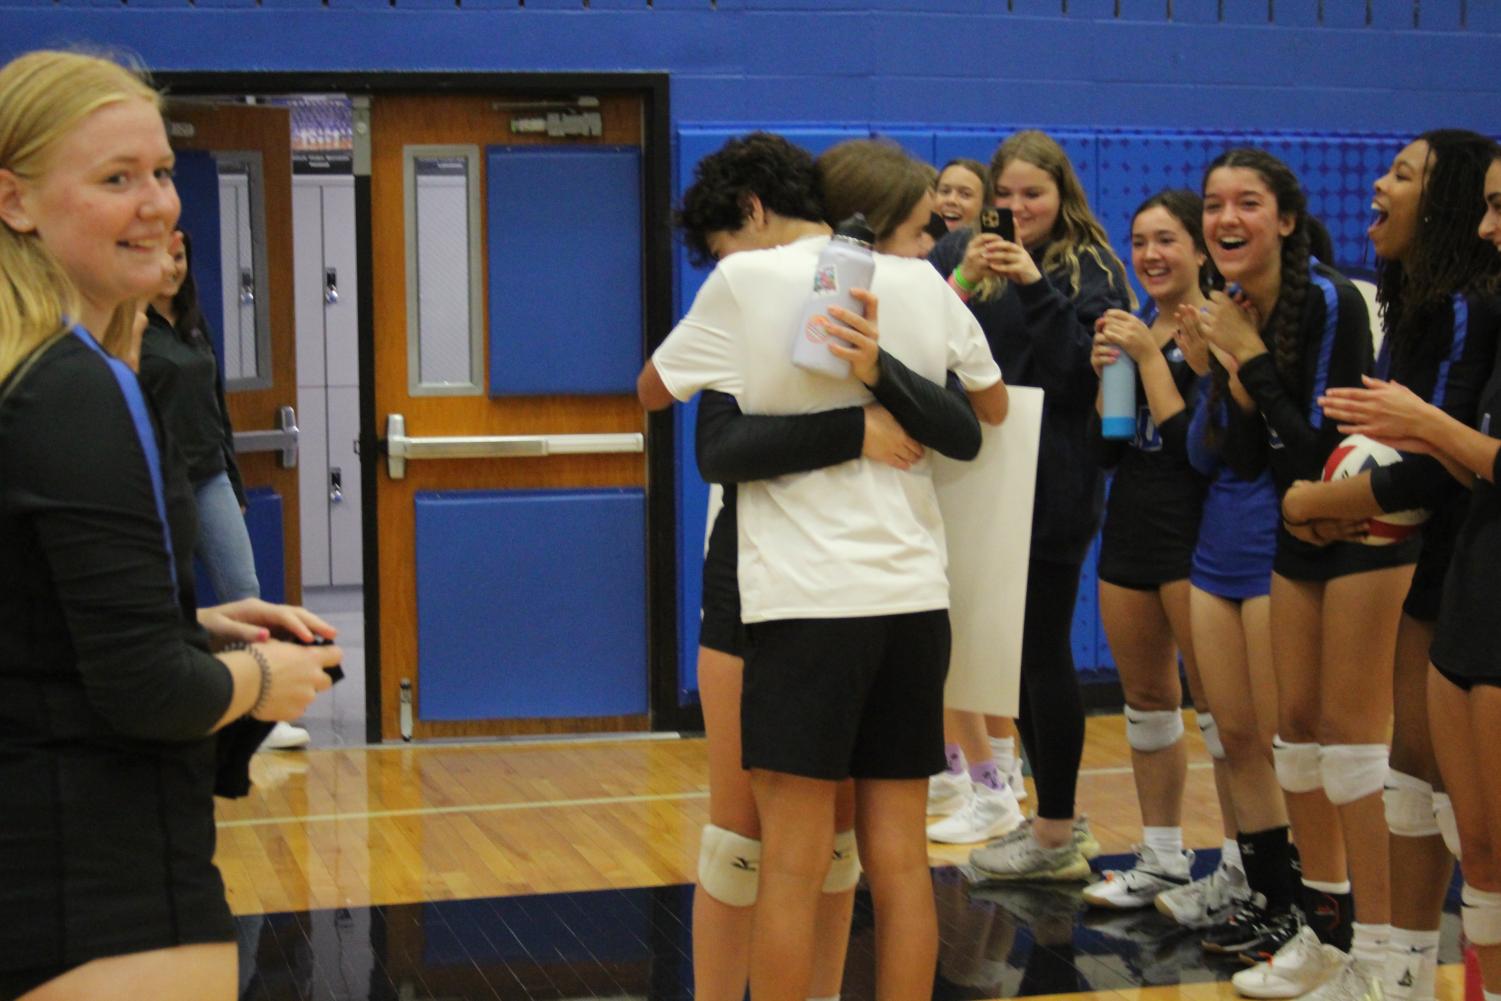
[1321, 434, 1430, 545]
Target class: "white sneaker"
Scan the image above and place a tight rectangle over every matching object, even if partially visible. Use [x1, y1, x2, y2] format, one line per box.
[1155, 858, 1251, 928]
[969, 827, 1092, 882]
[1007, 758, 1028, 801]
[1301, 960, 1383, 1001]
[1232, 926, 1349, 999]
[1382, 942, 1437, 1001]
[928, 769, 972, 816]
[927, 783, 1024, 844]
[1073, 815, 1102, 860]
[259, 721, 311, 751]
[1082, 843, 1193, 909]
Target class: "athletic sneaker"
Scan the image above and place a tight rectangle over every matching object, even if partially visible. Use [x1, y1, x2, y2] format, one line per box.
[1156, 858, 1251, 928]
[259, 721, 311, 750]
[1232, 925, 1349, 999]
[1082, 843, 1193, 909]
[1073, 815, 1102, 860]
[1201, 894, 1296, 957]
[927, 782, 1025, 844]
[1382, 940, 1437, 1001]
[928, 769, 972, 816]
[1298, 959, 1382, 1001]
[969, 827, 1092, 882]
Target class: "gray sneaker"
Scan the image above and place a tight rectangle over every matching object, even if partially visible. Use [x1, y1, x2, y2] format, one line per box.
[1155, 858, 1251, 928]
[970, 828, 1092, 882]
[1073, 815, 1101, 860]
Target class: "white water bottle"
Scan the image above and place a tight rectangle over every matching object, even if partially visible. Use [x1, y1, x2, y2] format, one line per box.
[791, 214, 876, 379]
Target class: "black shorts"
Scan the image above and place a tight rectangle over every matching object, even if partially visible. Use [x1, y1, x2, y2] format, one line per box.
[1403, 502, 1462, 623]
[1, 963, 66, 1001]
[1431, 662, 1501, 693]
[740, 610, 951, 781]
[699, 491, 746, 658]
[1272, 527, 1420, 582]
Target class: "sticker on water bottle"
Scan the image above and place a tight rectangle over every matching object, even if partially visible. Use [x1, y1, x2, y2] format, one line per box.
[813, 264, 838, 294]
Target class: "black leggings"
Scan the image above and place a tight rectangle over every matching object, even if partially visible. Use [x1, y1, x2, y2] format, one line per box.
[1014, 557, 1087, 822]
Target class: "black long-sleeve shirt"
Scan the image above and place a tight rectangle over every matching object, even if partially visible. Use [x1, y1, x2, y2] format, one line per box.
[139, 307, 246, 505]
[0, 330, 231, 744]
[696, 349, 982, 485]
[930, 229, 1132, 564]
[1230, 261, 1373, 494]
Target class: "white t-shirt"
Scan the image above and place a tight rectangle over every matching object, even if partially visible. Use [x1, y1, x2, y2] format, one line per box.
[653, 236, 1001, 623]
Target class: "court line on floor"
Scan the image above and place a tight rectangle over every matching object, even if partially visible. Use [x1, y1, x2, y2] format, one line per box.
[218, 762, 1211, 829]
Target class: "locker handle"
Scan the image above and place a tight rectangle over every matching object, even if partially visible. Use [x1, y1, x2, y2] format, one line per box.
[325, 267, 340, 305]
[330, 467, 343, 504]
[232, 405, 299, 470]
[382, 413, 642, 480]
[239, 269, 256, 306]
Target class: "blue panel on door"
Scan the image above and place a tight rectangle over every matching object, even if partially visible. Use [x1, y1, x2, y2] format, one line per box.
[194, 486, 282, 606]
[173, 149, 226, 368]
[486, 146, 643, 396]
[414, 488, 648, 720]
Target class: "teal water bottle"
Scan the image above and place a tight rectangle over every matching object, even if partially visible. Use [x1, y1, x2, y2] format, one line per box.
[1101, 353, 1137, 440]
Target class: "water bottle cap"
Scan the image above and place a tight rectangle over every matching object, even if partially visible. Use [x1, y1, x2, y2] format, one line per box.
[833, 213, 876, 247]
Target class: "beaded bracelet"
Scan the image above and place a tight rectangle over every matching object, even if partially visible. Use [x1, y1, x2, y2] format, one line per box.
[227, 642, 273, 717]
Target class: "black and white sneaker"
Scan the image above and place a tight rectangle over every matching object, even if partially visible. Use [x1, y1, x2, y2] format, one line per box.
[1200, 894, 1296, 958]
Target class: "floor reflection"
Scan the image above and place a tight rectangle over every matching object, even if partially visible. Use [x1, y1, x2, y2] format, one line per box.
[237, 851, 1465, 1001]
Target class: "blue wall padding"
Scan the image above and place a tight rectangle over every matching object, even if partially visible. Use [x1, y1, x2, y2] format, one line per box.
[414, 488, 648, 720]
[674, 395, 707, 702]
[194, 486, 284, 607]
[172, 149, 227, 368]
[485, 146, 643, 396]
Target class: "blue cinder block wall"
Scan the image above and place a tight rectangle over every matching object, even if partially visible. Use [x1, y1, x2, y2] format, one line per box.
[10, 0, 1490, 695]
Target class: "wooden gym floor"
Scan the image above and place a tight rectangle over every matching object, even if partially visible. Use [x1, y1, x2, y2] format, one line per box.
[216, 713, 1467, 1001]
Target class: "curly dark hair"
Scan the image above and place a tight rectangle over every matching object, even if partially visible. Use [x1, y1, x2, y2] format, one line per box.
[1375, 130, 1501, 376]
[674, 132, 824, 268]
[1132, 188, 1220, 297]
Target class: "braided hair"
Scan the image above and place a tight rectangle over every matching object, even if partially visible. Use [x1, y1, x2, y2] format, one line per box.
[1375, 130, 1501, 377]
[1203, 149, 1312, 397]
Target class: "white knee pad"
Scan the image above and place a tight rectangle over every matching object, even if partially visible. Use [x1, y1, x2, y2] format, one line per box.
[1197, 712, 1226, 761]
[698, 824, 761, 907]
[1463, 884, 1501, 946]
[823, 829, 860, 893]
[1320, 743, 1389, 806]
[1273, 738, 1323, 794]
[1433, 791, 1462, 859]
[1125, 705, 1185, 753]
[1383, 769, 1440, 838]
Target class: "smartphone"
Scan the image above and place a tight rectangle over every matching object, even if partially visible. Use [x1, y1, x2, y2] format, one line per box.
[924, 210, 949, 242]
[980, 206, 1015, 242]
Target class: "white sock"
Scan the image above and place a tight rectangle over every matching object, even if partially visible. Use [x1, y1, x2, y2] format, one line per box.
[808, 996, 840, 1001]
[988, 736, 1016, 772]
[1387, 927, 1440, 1000]
[1303, 877, 1352, 894]
[1351, 922, 1392, 968]
[1221, 838, 1242, 871]
[1143, 826, 1184, 859]
[1482, 991, 1501, 1001]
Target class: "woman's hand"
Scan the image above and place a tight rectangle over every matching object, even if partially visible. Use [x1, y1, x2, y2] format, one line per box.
[958, 232, 1004, 287]
[826, 289, 882, 387]
[1171, 306, 1211, 376]
[248, 640, 342, 722]
[1319, 377, 1438, 450]
[1197, 291, 1266, 365]
[1282, 516, 1369, 547]
[988, 238, 1043, 286]
[1096, 309, 1157, 363]
[200, 598, 338, 648]
[1090, 329, 1121, 377]
[862, 403, 924, 471]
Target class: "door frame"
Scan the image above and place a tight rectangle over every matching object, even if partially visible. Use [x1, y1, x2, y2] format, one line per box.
[157, 71, 693, 741]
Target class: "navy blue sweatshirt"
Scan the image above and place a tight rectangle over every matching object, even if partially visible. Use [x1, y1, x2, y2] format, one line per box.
[930, 228, 1132, 565]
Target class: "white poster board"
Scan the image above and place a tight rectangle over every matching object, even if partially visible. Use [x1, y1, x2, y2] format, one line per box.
[930, 386, 1042, 717]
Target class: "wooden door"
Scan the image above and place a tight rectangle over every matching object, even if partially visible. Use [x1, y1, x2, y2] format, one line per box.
[370, 94, 650, 741]
[166, 101, 302, 605]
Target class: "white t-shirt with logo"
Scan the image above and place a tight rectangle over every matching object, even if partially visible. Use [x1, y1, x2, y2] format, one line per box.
[653, 236, 1002, 623]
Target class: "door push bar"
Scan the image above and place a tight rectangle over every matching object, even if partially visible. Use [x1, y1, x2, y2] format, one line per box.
[232, 405, 299, 470]
[383, 413, 643, 480]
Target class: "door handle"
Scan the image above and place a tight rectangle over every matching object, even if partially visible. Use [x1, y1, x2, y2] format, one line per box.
[239, 269, 256, 306]
[382, 413, 643, 480]
[232, 405, 299, 469]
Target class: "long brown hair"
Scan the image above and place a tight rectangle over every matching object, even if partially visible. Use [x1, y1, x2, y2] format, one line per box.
[978, 130, 1134, 308]
[816, 138, 931, 242]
